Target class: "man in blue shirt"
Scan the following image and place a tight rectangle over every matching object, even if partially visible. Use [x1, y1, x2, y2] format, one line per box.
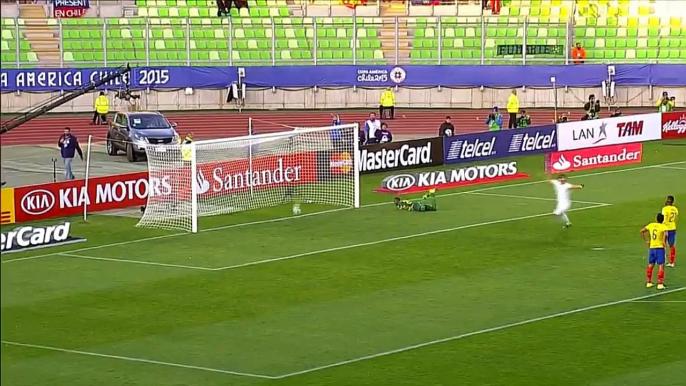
[58, 127, 83, 180]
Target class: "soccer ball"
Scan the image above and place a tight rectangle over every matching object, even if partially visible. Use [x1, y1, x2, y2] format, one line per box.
[292, 204, 301, 215]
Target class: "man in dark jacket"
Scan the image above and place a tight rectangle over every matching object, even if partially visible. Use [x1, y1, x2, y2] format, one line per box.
[438, 116, 455, 137]
[583, 94, 601, 120]
[58, 127, 83, 180]
[217, 0, 229, 16]
[376, 122, 393, 144]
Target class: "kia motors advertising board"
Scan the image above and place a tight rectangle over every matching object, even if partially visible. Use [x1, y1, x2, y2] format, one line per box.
[442, 124, 557, 165]
[661, 112, 686, 140]
[1, 221, 86, 254]
[545, 143, 643, 174]
[359, 137, 444, 174]
[376, 162, 530, 194]
[557, 113, 661, 151]
[11, 152, 320, 223]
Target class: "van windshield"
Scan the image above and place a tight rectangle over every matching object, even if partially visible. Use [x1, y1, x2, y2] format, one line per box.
[130, 114, 170, 129]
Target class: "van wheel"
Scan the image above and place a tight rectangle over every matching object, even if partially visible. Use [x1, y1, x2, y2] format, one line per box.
[106, 135, 118, 156]
[126, 143, 138, 162]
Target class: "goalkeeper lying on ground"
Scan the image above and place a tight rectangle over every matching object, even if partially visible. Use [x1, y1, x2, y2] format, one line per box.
[394, 189, 437, 212]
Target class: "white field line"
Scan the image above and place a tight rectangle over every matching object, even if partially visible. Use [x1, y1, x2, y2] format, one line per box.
[628, 300, 686, 303]
[3, 160, 683, 265]
[655, 165, 686, 171]
[465, 191, 611, 206]
[212, 204, 611, 272]
[0, 341, 277, 380]
[58, 253, 215, 271]
[272, 287, 686, 379]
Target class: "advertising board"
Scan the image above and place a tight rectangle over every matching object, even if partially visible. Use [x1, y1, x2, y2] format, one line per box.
[661, 112, 686, 140]
[442, 124, 557, 165]
[359, 137, 444, 174]
[557, 113, 661, 151]
[376, 162, 530, 194]
[545, 143, 643, 174]
[10, 152, 320, 224]
[1, 221, 86, 254]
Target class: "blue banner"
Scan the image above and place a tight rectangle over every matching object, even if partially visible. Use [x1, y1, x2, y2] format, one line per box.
[443, 124, 558, 165]
[1, 65, 685, 92]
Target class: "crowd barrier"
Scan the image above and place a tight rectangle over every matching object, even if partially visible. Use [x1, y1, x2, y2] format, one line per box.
[1, 111, 684, 225]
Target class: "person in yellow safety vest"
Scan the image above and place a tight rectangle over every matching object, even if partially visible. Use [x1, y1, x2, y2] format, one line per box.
[656, 91, 675, 112]
[506, 89, 519, 129]
[92, 91, 109, 125]
[379, 87, 396, 119]
[180, 133, 194, 162]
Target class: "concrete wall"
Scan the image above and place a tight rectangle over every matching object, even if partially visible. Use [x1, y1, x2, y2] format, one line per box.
[1, 86, 683, 113]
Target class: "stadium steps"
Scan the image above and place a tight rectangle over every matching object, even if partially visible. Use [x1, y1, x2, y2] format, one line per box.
[18, 4, 61, 65]
[379, 3, 410, 63]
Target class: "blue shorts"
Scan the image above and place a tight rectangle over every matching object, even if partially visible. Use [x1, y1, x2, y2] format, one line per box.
[648, 248, 666, 265]
[667, 230, 676, 246]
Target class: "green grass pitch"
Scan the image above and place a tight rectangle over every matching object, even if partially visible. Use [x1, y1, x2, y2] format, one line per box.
[2, 140, 686, 386]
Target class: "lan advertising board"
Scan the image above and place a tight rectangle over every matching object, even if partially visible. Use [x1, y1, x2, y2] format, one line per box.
[442, 124, 557, 165]
[557, 113, 662, 151]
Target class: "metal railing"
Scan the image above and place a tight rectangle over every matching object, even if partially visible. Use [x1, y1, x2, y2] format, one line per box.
[1, 16, 684, 68]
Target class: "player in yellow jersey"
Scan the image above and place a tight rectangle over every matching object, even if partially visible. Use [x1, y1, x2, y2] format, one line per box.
[662, 195, 678, 267]
[641, 213, 669, 290]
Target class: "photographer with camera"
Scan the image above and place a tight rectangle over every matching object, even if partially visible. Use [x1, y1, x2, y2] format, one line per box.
[582, 94, 601, 120]
[485, 107, 503, 131]
[656, 91, 675, 112]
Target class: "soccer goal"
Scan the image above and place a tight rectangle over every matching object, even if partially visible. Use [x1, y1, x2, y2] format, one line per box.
[136, 122, 360, 233]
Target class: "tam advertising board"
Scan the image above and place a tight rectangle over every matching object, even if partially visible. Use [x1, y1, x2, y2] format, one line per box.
[557, 113, 662, 151]
[545, 143, 643, 174]
[661, 112, 686, 140]
[376, 161, 530, 194]
[442, 124, 557, 165]
[52, 0, 90, 18]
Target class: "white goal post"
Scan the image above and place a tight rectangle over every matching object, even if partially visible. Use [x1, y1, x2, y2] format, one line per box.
[137, 123, 360, 233]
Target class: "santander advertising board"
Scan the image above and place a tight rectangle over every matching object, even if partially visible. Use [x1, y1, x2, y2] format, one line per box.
[546, 143, 643, 174]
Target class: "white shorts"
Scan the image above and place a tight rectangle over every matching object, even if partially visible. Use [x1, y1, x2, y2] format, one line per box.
[554, 201, 571, 216]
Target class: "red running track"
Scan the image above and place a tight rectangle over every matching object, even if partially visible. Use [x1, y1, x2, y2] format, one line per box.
[0, 107, 655, 146]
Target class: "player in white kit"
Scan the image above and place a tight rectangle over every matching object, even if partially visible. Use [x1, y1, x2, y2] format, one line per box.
[547, 174, 584, 228]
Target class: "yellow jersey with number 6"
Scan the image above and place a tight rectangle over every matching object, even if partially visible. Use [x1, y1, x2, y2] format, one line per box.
[645, 222, 668, 249]
[662, 205, 678, 231]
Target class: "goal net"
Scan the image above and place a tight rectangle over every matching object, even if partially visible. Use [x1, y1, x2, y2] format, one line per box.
[136, 123, 360, 233]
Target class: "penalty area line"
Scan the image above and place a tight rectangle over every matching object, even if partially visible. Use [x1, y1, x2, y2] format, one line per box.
[2, 160, 681, 265]
[1, 341, 277, 380]
[213, 203, 611, 272]
[271, 287, 686, 380]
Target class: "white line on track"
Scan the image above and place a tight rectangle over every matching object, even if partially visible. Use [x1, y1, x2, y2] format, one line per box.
[212, 204, 610, 271]
[4, 288, 682, 380]
[2, 160, 683, 265]
[271, 287, 686, 379]
[58, 253, 215, 271]
[0, 341, 277, 380]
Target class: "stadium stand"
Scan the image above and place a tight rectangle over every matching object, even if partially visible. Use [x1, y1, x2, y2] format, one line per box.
[1, 0, 684, 67]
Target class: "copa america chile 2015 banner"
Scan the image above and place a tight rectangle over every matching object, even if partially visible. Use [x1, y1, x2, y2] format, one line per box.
[52, 0, 90, 18]
[556, 113, 662, 151]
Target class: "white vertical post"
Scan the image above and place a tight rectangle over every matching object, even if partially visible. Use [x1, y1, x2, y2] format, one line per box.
[190, 142, 198, 233]
[353, 122, 360, 209]
[248, 117, 254, 196]
[82, 135, 93, 221]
